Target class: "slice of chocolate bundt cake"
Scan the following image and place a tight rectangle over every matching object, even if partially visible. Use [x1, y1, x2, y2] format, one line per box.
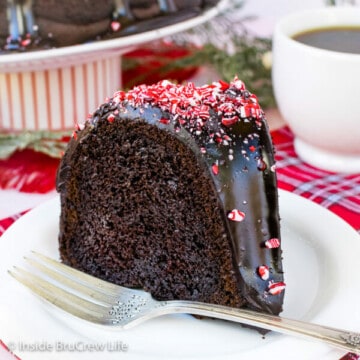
[57, 77, 285, 317]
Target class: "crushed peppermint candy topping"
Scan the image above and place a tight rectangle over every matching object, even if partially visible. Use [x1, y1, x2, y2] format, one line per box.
[267, 281, 286, 295]
[227, 209, 245, 222]
[264, 238, 280, 249]
[111, 77, 264, 142]
[257, 265, 270, 280]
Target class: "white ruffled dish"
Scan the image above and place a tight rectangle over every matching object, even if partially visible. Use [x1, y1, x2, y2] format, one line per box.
[0, 190, 359, 360]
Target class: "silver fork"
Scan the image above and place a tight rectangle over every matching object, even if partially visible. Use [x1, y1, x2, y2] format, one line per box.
[8, 252, 360, 355]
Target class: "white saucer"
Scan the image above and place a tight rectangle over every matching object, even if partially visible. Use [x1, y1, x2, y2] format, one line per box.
[294, 138, 360, 174]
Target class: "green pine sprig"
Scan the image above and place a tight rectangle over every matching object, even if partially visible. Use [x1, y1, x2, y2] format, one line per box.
[0, 130, 70, 159]
[160, 36, 274, 108]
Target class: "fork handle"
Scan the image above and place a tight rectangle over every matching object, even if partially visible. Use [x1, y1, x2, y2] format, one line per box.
[162, 301, 360, 354]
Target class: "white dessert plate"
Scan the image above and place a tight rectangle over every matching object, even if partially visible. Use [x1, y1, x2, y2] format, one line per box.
[0, 0, 228, 71]
[0, 189, 359, 360]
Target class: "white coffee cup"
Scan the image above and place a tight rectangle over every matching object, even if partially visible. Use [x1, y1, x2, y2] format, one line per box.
[272, 7, 360, 173]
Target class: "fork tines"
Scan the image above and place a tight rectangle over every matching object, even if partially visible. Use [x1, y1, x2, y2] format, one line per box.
[8, 252, 135, 326]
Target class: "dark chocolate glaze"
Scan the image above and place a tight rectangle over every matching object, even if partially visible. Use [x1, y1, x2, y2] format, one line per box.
[57, 79, 285, 315]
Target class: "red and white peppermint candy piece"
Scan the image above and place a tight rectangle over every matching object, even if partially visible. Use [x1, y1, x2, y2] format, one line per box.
[216, 79, 230, 91]
[257, 265, 270, 280]
[212, 163, 219, 175]
[227, 209, 245, 222]
[218, 102, 236, 115]
[21, 38, 31, 47]
[267, 281, 286, 295]
[159, 118, 170, 125]
[111, 21, 121, 32]
[232, 76, 245, 90]
[107, 114, 115, 123]
[264, 238, 280, 249]
[221, 116, 238, 127]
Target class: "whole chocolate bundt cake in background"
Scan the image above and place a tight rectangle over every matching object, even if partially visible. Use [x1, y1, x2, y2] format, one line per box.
[56, 77, 286, 318]
[0, 0, 220, 53]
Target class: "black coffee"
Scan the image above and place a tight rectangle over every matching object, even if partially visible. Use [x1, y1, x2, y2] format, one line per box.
[292, 27, 360, 54]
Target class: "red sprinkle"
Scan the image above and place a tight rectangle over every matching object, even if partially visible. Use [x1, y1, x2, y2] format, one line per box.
[268, 281, 286, 295]
[227, 209, 245, 222]
[258, 265, 270, 280]
[72, 131, 78, 140]
[264, 238, 280, 249]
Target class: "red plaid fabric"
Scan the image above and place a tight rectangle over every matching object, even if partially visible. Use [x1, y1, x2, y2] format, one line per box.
[273, 127, 360, 233]
[0, 212, 26, 236]
[341, 354, 360, 360]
